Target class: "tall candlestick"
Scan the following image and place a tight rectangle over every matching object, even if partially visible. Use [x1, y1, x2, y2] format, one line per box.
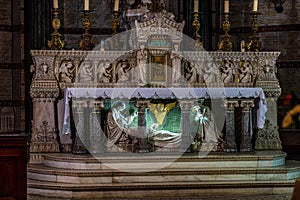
[194, 0, 199, 12]
[84, 0, 89, 11]
[114, 0, 119, 11]
[224, 0, 229, 13]
[53, 0, 58, 9]
[253, 0, 258, 12]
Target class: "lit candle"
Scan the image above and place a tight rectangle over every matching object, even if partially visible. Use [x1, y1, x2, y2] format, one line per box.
[253, 0, 258, 12]
[194, 0, 199, 12]
[84, 0, 89, 11]
[53, 0, 58, 9]
[114, 0, 119, 11]
[224, 0, 229, 13]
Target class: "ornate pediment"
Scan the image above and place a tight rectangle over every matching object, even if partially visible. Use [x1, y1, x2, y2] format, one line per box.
[135, 12, 185, 50]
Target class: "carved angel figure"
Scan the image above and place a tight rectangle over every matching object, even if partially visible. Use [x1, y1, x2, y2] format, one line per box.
[59, 61, 75, 83]
[78, 62, 94, 82]
[97, 62, 112, 83]
[221, 62, 234, 83]
[117, 62, 131, 82]
[239, 62, 252, 83]
[203, 64, 218, 84]
[185, 63, 199, 83]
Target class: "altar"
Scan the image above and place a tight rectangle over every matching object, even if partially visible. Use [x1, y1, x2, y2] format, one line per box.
[28, 5, 282, 162]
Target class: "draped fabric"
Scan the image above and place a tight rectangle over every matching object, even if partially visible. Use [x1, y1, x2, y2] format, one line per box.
[62, 87, 267, 137]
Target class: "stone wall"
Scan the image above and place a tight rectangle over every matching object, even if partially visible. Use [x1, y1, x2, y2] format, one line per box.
[0, 0, 25, 132]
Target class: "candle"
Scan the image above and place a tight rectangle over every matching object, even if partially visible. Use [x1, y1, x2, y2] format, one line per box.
[53, 0, 58, 9]
[253, 0, 258, 12]
[224, 0, 229, 13]
[84, 0, 89, 11]
[114, 0, 119, 11]
[194, 0, 199, 12]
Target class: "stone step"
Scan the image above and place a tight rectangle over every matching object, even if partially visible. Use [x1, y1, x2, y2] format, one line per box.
[28, 161, 300, 184]
[41, 151, 287, 170]
[27, 178, 295, 199]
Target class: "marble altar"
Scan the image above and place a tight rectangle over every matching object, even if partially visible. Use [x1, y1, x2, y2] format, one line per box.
[29, 8, 282, 161]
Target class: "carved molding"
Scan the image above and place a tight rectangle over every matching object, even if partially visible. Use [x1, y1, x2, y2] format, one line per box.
[30, 121, 60, 152]
[255, 120, 282, 150]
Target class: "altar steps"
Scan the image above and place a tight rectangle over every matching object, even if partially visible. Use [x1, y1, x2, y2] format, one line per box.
[27, 152, 300, 199]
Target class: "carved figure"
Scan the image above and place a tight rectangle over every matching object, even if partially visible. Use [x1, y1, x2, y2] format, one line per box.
[104, 101, 138, 149]
[203, 64, 217, 84]
[191, 105, 224, 151]
[136, 47, 148, 84]
[117, 62, 131, 82]
[239, 62, 252, 83]
[79, 62, 94, 82]
[59, 61, 75, 83]
[240, 40, 246, 52]
[97, 62, 111, 83]
[171, 53, 181, 83]
[185, 63, 198, 83]
[221, 62, 234, 83]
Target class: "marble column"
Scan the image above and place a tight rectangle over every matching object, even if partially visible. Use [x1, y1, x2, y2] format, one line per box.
[30, 53, 60, 160]
[223, 100, 239, 152]
[88, 99, 105, 154]
[135, 100, 151, 153]
[30, 97, 60, 153]
[71, 98, 89, 154]
[240, 100, 254, 152]
[179, 100, 194, 153]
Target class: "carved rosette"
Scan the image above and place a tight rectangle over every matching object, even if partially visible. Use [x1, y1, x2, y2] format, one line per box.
[255, 120, 282, 150]
[30, 121, 59, 152]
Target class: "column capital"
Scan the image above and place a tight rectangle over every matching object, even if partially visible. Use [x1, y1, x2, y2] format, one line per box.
[240, 99, 255, 109]
[178, 99, 195, 112]
[223, 99, 239, 110]
[135, 99, 151, 111]
[88, 99, 104, 110]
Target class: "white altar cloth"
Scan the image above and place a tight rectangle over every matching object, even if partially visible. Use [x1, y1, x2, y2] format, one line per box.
[62, 87, 267, 135]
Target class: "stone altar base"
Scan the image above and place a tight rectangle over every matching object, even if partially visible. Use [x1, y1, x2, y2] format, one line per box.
[27, 151, 300, 199]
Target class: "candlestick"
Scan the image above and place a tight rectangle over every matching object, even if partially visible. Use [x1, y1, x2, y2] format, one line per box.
[253, 0, 258, 12]
[192, 12, 203, 48]
[246, 12, 261, 52]
[48, 8, 64, 50]
[224, 0, 229, 13]
[84, 0, 89, 11]
[53, 0, 58, 9]
[114, 0, 119, 11]
[112, 11, 120, 35]
[194, 0, 199, 13]
[217, 13, 233, 51]
[79, 10, 95, 50]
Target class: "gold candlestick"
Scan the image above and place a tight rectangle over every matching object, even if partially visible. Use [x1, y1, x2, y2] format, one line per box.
[218, 13, 233, 51]
[192, 12, 203, 48]
[79, 10, 95, 50]
[112, 11, 120, 35]
[246, 12, 261, 52]
[48, 8, 64, 50]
